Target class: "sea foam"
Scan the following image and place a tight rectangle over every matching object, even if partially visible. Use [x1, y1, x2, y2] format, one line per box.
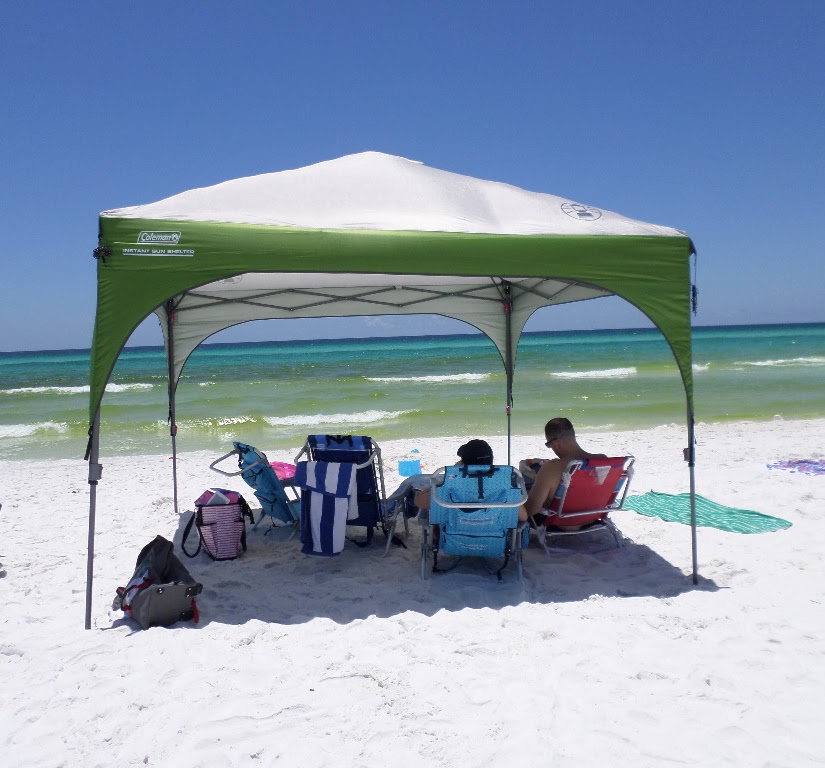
[550, 367, 637, 379]
[182, 416, 257, 429]
[264, 409, 414, 427]
[0, 421, 69, 438]
[364, 373, 490, 383]
[735, 357, 825, 368]
[106, 383, 155, 392]
[2, 382, 154, 395]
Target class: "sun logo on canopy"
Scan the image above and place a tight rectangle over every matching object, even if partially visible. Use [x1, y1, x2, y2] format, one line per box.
[561, 203, 602, 221]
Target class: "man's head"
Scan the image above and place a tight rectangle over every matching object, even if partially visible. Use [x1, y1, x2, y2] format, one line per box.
[457, 439, 494, 465]
[544, 418, 575, 453]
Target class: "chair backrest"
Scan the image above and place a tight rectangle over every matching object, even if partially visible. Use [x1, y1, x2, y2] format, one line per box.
[233, 441, 296, 524]
[549, 456, 635, 522]
[306, 434, 373, 463]
[302, 434, 385, 528]
[430, 465, 527, 557]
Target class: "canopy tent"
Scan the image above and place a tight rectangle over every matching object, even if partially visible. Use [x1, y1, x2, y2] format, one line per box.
[86, 151, 698, 628]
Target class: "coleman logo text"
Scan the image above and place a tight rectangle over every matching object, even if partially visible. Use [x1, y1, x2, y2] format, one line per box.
[137, 231, 182, 244]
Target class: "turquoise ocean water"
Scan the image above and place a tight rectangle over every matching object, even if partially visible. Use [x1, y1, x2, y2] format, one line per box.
[1, 323, 823, 461]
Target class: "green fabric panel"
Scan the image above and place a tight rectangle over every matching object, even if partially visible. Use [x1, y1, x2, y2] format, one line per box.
[626, 492, 792, 533]
[91, 218, 694, 420]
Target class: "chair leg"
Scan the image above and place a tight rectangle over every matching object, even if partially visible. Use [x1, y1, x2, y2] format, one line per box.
[420, 527, 431, 580]
[538, 526, 574, 556]
[536, 525, 549, 555]
[517, 520, 530, 550]
[383, 515, 397, 557]
[540, 520, 623, 554]
[513, 528, 524, 581]
[512, 525, 526, 581]
[384, 500, 417, 556]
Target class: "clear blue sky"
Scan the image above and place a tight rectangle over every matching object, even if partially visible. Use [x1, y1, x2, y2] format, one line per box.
[1, 1, 823, 352]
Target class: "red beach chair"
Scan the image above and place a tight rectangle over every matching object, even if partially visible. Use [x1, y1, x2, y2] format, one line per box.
[535, 456, 635, 553]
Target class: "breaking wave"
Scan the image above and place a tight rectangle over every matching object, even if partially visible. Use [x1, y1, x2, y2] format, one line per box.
[2, 382, 154, 396]
[364, 373, 490, 383]
[182, 416, 258, 429]
[0, 421, 69, 438]
[735, 357, 825, 368]
[263, 409, 415, 427]
[550, 367, 637, 380]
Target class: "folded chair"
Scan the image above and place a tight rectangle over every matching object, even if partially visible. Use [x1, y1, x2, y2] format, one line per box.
[294, 434, 388, 552]
[210, 441, 300, 531]
[534, 456, 635, 554]
[423, 464, 528, 581]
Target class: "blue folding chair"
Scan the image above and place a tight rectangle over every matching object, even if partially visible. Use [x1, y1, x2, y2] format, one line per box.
[423, 464, 528, 580]
[295, 434, 387, 547]
[210, 442, 300, 531]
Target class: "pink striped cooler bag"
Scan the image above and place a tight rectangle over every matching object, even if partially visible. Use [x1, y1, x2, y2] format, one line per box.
[182, 488, 254, 561]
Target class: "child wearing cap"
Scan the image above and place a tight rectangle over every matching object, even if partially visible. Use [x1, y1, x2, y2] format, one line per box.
[413, 439, 494, 512]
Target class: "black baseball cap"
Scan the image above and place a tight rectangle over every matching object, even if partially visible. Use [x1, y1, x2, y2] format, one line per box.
[457, 439, 493, 465]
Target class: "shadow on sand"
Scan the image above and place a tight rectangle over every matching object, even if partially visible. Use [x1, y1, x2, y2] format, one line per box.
[167, 513, 718, 628]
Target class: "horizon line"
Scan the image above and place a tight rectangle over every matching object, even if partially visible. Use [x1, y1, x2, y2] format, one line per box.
[1, 320, 823, 357]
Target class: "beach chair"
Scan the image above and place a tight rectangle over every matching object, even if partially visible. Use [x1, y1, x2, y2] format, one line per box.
[294, 434, 388, 551]
[422, 464, 528, 580]
[533, 456, 635, 554]
[209, 442, 300, 531]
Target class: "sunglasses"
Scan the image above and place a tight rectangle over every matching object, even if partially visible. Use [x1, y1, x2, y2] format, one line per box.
[545, 436, 561, 447]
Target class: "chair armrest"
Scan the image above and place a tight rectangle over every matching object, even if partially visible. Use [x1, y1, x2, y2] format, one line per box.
[209, 449, 265, 477]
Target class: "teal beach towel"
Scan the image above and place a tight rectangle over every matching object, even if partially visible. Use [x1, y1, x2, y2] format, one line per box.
[626, 492, 792, 534]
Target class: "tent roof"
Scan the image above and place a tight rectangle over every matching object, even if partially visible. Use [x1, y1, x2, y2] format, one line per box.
[104, 151, 686, 237]
[92, 152, 694, 422]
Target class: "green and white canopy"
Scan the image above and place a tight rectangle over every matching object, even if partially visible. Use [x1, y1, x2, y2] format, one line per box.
[92, 151, 694, 419]
[86, 152, 698, 627]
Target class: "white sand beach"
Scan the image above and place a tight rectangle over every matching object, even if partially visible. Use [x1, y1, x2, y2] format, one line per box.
[1, 418, 824, 767]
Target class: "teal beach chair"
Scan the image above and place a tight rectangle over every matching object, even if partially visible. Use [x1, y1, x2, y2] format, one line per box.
[210, 442, 300, 531]
[423, 464, 528, 580]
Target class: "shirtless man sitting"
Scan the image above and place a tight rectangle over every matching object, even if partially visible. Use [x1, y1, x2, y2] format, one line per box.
[518, 418, 606, 525]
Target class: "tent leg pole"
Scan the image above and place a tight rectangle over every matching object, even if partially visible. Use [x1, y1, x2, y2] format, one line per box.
[171, 430, 179, 515]
[166, 299, 179, 516]
[503, 282, 514, 466]
[84, 410, 102, 629]
[506, 402, 512, 465]
[687, 410, 698, 585]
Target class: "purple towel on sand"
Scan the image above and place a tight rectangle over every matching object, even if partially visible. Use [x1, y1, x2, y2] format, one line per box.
[767, 459, 825, 476]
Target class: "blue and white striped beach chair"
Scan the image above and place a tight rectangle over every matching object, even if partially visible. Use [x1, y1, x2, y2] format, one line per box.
[295, 434, 388, 549]
[424, 464, 528, 580]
